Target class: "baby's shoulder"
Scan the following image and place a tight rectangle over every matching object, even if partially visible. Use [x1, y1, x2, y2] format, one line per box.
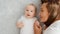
[34, 17, 37, 20]
[19, 15, 25, 19]
[34, 17, 39, 22]
[18, 15, 25, 21]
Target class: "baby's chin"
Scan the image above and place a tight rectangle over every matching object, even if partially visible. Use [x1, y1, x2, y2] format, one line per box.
[26, 16, 34, 18]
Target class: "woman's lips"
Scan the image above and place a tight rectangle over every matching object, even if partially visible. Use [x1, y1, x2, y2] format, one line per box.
[40, 16, 43, 18]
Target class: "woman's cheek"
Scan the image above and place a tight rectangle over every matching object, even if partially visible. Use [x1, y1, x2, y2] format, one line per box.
[41, 15, 47, 22]
[42, 17, 45, 22]
[43, 15, 49, 22]
[40, 16, 44, 22]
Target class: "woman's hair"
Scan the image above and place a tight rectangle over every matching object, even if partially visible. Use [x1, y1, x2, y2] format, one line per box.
[41, 0, 59, 4]
[58, 1, 60, 19]
[44, 2, 60, 27]
[48, 0, 59, 4]
[41, 0, 48, 4]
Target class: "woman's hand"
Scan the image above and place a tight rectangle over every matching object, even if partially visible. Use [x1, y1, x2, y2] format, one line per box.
[34, 21, 42, 34]
[16, 22, 24, 28]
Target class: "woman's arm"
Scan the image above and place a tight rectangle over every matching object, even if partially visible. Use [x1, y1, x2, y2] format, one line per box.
[34, 20, 42, 34]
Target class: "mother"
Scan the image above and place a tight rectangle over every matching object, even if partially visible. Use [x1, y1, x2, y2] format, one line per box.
[34, 1, 60, 34]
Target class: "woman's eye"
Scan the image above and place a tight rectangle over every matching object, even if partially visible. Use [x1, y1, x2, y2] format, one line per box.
[26, 10, 29, 11]
[41, 9, 43, 12]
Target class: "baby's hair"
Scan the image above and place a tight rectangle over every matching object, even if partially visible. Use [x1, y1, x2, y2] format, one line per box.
[28, 3, 37, 13]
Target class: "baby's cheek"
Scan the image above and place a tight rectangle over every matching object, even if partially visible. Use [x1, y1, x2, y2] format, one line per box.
[33, 13, 35, 16]
[30, 14, 33, 16]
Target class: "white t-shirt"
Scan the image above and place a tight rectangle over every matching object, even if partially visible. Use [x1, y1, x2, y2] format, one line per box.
[43, 20, 60, 34]
[18, 15, 37, 34]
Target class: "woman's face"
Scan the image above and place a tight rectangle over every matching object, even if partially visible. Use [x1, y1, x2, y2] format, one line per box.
[39, 3, 49, 23]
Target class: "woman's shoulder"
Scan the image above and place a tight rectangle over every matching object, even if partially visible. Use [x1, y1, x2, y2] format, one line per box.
[54, 20, 60, 24]
[43, 20, 60, 34]
[48, 20, 60, 30]
[52, 20, 60, 26]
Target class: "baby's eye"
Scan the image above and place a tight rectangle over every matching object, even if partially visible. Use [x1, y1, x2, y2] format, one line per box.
[31, 11, 33, 12]
[26, 10, 29, 11]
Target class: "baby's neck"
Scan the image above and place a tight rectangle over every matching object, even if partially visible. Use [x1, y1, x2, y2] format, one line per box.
[25, 15, 34, 19]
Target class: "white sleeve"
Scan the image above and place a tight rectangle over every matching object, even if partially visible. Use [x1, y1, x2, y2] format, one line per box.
[17, 16, 23, 22]
[43, 20, 60, 34]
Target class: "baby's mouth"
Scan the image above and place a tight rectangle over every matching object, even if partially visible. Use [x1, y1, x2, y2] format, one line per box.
[27, 14, 30, 16]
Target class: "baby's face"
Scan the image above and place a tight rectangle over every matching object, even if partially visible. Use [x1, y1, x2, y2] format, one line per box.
[25, 5, 36, 18]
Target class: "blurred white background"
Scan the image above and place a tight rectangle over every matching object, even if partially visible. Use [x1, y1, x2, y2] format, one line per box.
[0, 0, 41, 34]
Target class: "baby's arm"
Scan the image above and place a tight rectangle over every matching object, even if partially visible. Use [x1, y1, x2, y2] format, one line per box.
[16, 16, 24, 28]
[16, 21, 24, 28]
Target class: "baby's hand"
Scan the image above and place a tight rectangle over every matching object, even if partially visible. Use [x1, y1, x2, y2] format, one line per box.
[19, 22, 24, 28]
[17, 22, 24, 28]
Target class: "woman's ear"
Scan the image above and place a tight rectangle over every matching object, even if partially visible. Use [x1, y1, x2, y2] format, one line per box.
[53, 11, 58, 18]
[48, 12, 50, 17]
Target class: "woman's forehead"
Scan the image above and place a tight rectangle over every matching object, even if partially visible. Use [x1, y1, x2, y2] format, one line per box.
[41, 3, 47, 9]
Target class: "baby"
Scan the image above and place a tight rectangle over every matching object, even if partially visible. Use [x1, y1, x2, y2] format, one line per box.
[17, 4, 40, 34]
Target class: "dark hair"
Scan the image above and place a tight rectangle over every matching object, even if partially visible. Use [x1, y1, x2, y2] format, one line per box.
[41, 0, 59, 4]
[58, 1, 60, 19]
[44, 3, 59, 27]
[41, 0, 48, 4]
[48, 0, 59, 4]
